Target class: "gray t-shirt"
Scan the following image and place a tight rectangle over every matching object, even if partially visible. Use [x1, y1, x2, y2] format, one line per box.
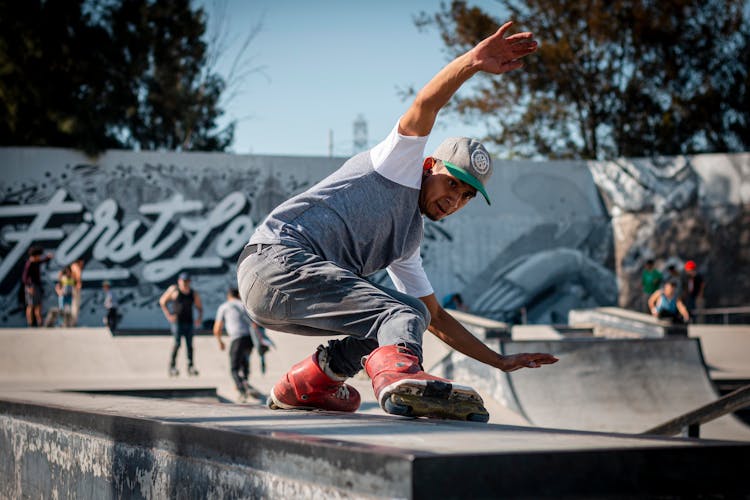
[249, 129, 426, 282]
[215, 299, 252, 340]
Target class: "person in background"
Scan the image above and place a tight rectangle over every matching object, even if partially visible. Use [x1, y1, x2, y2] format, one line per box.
[683, 260, 705, 322]
[159, 272, 203, 377]
[70, 258, 85, 326]
[213, 288, 264, 402]
[442, 292, 468, 312]
[55, 266, 76, 327]
[21, 246, 53, 326]
[648, 280, 690, 324]
[102, 280, 118, 332]
[641, 259, 662, 313]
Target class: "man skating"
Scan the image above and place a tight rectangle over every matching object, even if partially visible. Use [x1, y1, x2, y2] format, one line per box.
[213, 288, 265, 402]
[159, 272, 203, 376]
[238, 21, 558, 421]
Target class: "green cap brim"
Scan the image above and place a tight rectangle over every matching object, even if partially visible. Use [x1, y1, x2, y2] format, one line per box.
[443, 161, 491, 205]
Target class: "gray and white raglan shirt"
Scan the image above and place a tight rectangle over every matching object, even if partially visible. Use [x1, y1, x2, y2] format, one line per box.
[249, 121, 434, 298]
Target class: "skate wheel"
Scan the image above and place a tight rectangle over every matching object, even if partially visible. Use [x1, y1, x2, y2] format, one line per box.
[383, 397, 413, 417]
[467, 412, 490, 423]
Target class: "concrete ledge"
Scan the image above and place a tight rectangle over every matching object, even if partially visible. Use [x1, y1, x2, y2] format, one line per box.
[2, 393, 750, 498]
[569, 307, 687, 337]
[448, 309, 510, 339]
[0, 397, 412, 499]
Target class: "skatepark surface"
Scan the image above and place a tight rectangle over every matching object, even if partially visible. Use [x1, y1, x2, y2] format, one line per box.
[2, 325, 750, 497]
[3, 384, 749, 498]
[432, 336, 750, 441]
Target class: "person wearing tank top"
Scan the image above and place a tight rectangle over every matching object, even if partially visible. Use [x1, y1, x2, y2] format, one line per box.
[648, 280, 690, 324]
[238, 22, 558, 419]
[159, 272, 203, 376]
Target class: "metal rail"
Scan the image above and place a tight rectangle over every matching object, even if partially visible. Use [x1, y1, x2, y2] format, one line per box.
[643, 384, 750, 438]
[692, 306, 750, 324]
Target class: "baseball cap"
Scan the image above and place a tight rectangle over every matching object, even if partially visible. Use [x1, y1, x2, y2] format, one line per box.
[431, 137, 493, 205]
[684, 260, 697, 271]
[178, 272, 191, 281]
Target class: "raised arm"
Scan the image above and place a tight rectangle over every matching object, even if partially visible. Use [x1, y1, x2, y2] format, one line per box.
[399, 21, 538, 137]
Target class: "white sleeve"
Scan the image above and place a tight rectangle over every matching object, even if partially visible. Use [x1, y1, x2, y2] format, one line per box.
[386, 246, 434, 298]
[370, 120, 429, 189]
[215, 303, 226, 324]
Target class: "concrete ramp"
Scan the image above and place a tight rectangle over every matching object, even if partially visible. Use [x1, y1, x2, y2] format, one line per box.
[431, 337, 750, 441]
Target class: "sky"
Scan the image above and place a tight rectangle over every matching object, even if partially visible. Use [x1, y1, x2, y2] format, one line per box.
[199, 0, 505, 158]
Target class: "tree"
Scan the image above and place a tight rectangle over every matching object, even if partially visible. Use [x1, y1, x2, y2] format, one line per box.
[0, 0, 234, 153]
[416, 1, 750, 159]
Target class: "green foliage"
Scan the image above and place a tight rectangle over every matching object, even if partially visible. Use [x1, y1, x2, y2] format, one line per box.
[418, 0, 749, 159]
[0, 0, 233, 154]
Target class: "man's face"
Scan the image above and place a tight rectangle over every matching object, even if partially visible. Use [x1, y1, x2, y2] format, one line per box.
[178, 278, 190, 289]
[419, 160, 477, 221]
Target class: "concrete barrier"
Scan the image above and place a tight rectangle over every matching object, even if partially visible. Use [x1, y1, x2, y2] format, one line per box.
[2, 391, 750, 498]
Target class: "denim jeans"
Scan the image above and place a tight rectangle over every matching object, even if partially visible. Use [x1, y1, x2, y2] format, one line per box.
[237, 244, 429, 377]
[230, 336, 254, 390]
[170, 322, 194, 367]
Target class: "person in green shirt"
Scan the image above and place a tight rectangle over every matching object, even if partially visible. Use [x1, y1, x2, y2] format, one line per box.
[641, 259, 662, 312]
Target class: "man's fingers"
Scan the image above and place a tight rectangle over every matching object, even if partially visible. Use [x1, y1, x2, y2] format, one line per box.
[495, 20, 514, 38]
[511, 41, 538, 53]
[506, 31, 534, 42]
[523, 353, 559, 365]
[535, 354, 559, 364]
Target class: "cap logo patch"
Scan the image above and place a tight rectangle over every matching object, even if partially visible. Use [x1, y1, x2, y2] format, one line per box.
[471, 149, 490, 176]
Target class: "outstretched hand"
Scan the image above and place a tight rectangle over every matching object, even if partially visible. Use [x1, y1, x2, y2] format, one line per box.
[498, 352, 558, 372]
[471, 21, 538, 75]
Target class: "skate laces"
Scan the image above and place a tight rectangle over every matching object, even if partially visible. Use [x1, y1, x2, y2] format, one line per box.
[334, 384, 351, 400]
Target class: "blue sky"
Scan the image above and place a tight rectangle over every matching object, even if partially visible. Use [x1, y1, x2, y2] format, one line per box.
[199, 0, 506, 157]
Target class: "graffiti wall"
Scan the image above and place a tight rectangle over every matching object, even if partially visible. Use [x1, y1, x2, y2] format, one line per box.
[588, 153, 750, 311]
[0, 148, 339, 328]
[1, 146, 745, 328]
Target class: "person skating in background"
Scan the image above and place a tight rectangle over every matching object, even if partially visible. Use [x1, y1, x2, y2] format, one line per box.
[159, 272, 203, 377]
[648, 280, 690, 324]
[55, 266, 76, 327]
[69, 258, 85, 326]
[213, 288, 265, 402]
[102, 281, 119, 332]
[21, 246, 53, 327]
[683, 260, 705, 322]
[442, 292, 469, 312]
[641, 259, 662, 313]
[238, 22, 557, 421]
